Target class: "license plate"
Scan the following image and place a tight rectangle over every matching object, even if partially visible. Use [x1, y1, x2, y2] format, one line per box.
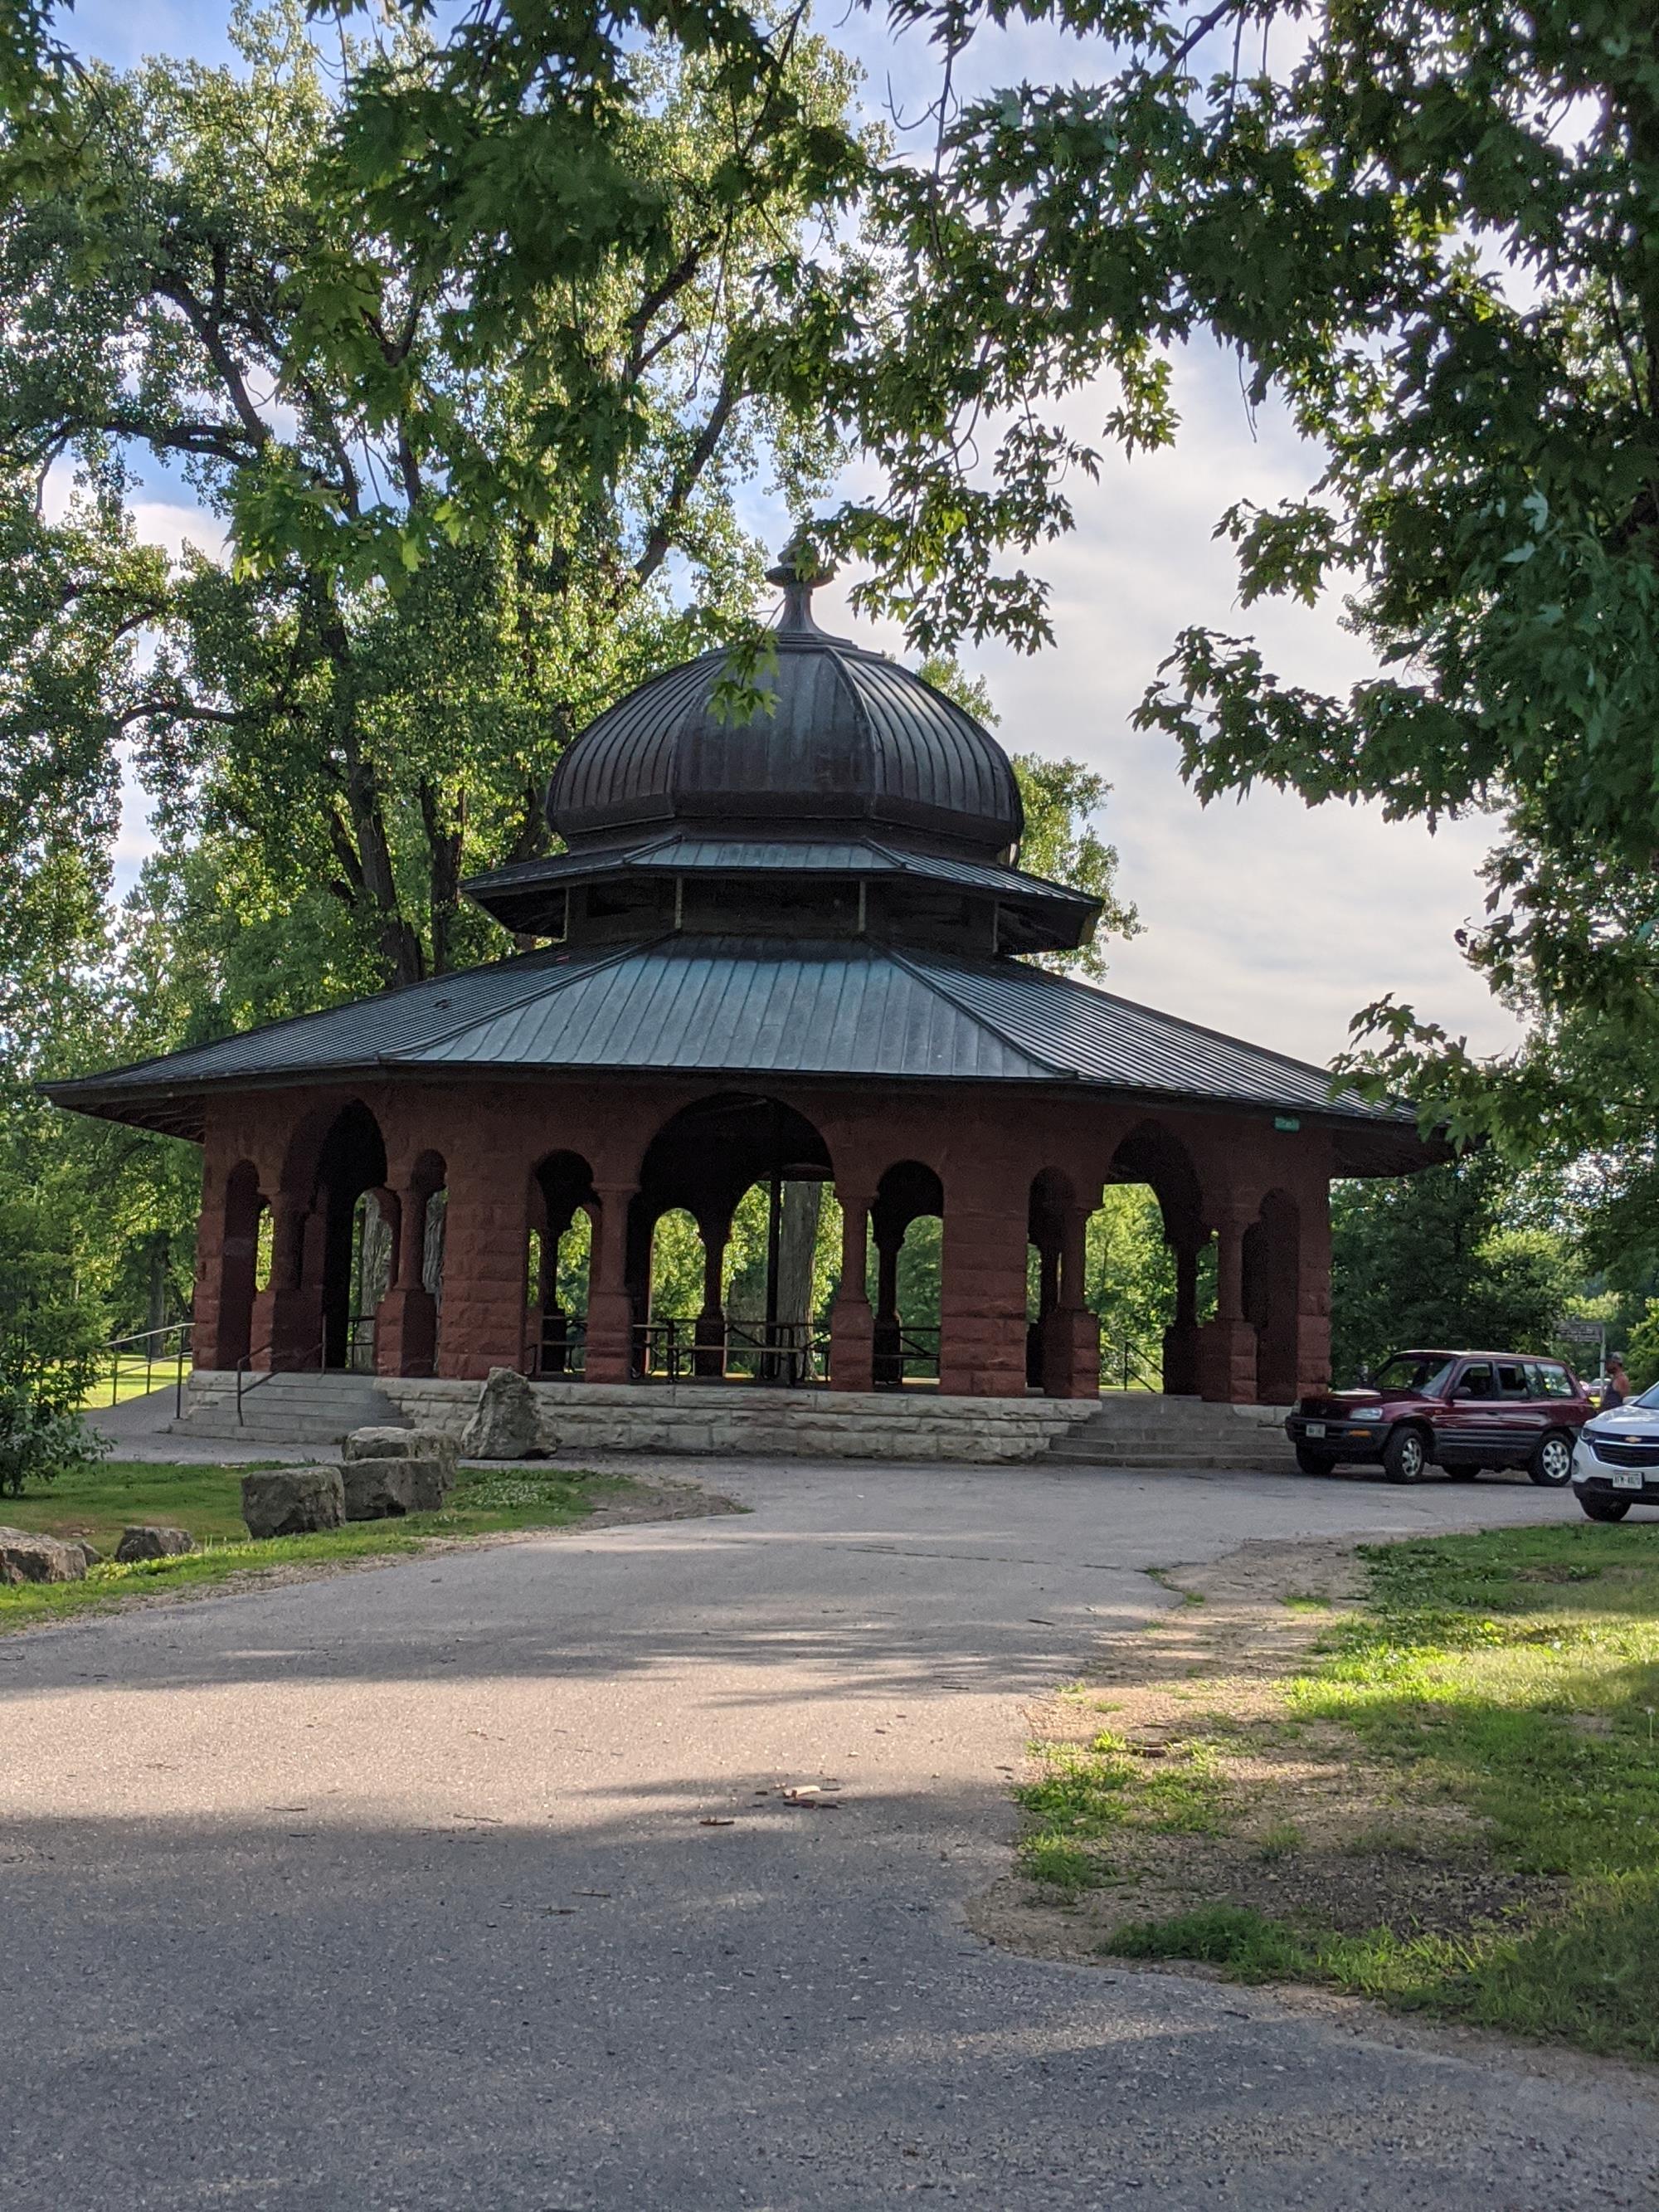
[1613, 1469, 1644, 1491]
[1305, 1422, 1326, 1439]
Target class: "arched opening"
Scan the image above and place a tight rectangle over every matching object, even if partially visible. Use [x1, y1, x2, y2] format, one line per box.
[216, 1160, 264, 1370]
[311, 1102, 388, 1371]
[1245, 1187, 1301, 1406]
[345, 1187, 397, 1370]
[871, 1160, 943, 1386]
[1026, 1167, 1096, 1397]
[633, 1093, 834, 1383]
[528, 1151, 596, 1376]
[1098, 1122, 1214, 1395]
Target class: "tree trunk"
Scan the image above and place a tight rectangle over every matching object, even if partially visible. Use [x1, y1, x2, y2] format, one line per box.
[774, 1181, 823, 1332]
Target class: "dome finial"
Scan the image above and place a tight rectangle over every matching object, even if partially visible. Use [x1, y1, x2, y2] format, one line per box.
[766, 528, 836, 635]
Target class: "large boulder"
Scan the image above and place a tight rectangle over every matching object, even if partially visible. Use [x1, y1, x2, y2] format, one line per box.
[0, 1526, 87, 1586]
[114, 1525, 193, 1563]
[241, 1465, 345, 1540]
[343, 1426, 457, 1475]
[460, 1367, 542, 1460]
[341, 1457, 451, 1521]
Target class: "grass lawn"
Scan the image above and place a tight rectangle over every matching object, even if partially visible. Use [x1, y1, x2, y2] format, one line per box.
[0, 1456, 625, 1634]
[1014, 1521, 1659, 2062]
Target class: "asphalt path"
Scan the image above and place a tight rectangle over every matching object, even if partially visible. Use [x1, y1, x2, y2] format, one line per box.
[3, 1457, 1657, 2210]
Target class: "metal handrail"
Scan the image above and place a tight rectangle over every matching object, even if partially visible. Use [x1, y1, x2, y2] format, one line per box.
[1100, 1334, 1162, 1392]
[873, 1321, 941, 1387]
[101, 1320, 194, 1419]
[236, 1337, 325, 1425]
[530, 1317, 588, 1378]
[631, 1318, 830, 1386]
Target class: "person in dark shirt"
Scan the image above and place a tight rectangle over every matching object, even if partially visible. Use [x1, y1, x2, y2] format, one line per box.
[1602, 1356, 1631, 1410]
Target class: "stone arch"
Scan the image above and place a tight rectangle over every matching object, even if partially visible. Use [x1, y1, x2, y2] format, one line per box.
[1245, 1186, 1301, 1407]
[1026, 1166, 1097, 1397]
[529, 1149, 596, 1376]
[631, 1093, 835, 1382]
[309, 1101, 389, 1371]
[871, 1159, 945, 1386]
[1106, 1118, 1209, 1396]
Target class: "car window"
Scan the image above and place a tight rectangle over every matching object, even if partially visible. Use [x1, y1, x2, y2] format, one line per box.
[1496, 1362, 1529, 1397]
[1527, 1362, 1575, 1401]
[1458, 1362, 1496, 1398]
[1374, 1355, 1456, 1394]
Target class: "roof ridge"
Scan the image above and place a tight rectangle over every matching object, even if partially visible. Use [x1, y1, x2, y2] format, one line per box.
[881, 943, 1077, 1081]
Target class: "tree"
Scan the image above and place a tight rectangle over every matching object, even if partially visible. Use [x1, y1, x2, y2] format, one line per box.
[0, 1195, 108, 1494]
[1, 5, 857, 1000]
[1329, 1156, 1577, 1386]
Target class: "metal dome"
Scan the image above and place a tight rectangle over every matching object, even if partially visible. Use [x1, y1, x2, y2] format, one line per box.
[547, 562, 1023, 859]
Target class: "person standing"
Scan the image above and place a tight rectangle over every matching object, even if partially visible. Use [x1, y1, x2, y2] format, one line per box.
[1602, 1356, 1631, 1410]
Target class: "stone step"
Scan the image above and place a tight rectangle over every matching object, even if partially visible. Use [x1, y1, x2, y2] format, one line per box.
[171, 1370, 406, 1446]
[1048, 1449, 1297, 1470]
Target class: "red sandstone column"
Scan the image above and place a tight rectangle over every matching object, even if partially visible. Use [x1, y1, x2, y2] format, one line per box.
[940, 1201, 1029, 1398]
[1162, 1239, 1204, 1396]
[192, 1154, 234, 1370]
[830, 1188, 874, 1391]
[1199, 1199, 1258, 1403]
[260, 1195, 324, 1371]
[1043, 1201, 1100, 1399]
[376, 1182, 439, 1377]
[585, 1182, 640, 1385]
[436, 1147, 533, 1381]
[1293, 1180, 1332, 1398]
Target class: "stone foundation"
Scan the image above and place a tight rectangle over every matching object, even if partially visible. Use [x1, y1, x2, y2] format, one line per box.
[372, 1376, 1101, 1464]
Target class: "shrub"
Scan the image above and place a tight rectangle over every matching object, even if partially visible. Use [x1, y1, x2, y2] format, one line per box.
[0, 1198, 108, 1493]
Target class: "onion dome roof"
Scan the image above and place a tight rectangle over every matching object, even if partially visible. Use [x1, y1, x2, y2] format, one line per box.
[547, 550, 1022, 859]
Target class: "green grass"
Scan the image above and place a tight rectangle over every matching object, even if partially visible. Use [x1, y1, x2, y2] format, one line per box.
[1014, 1727, 1233, 1889]
[0, 1457, 620, 1634]
[1085, 1522, 1659, 2060]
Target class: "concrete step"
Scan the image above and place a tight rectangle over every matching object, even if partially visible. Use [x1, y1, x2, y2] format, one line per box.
[171, 1370, 407, 1446]
[1045, 1396, 1295, 1473]
[1048, 1449, 1297, 1470]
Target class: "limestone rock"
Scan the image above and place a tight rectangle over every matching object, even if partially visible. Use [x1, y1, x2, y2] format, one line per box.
[76, 1541, 102, 1567]
[241, 1466, 345, 1540]
[343, 1425, 457, 1475]
[460, 1367, 542, 1460]
[0, 1526, 87, 1585]
[341, 1455, 452, 1521]
[114, 1525, 194, 1563]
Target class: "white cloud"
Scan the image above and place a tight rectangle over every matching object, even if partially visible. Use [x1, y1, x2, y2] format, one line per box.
[797, 348, 1519, 1071]
[129, 499, 227, 563]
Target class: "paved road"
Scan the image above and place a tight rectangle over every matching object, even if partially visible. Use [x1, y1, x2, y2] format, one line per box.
[3, 1459, 1657, 2210]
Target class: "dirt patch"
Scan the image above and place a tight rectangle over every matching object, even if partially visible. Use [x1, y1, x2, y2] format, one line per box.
[970, 1534, 1565, 1963]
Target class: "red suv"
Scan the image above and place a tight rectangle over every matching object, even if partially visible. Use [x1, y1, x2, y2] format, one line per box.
[1287, 1350, 1593, 1485]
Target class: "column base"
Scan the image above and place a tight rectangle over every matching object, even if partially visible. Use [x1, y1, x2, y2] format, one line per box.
[1198, 1317, 1258, 1404]
[374, 1285, 437, 1377]
[1040, 1305, 1100, 1397]
[585, 1289, 635, 1386]
[1162, 1320, 1200, 1397]
[830, 1300, 874, 1391]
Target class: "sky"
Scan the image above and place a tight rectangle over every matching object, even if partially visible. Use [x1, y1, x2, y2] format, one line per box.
[69, 0, 1521, 1073]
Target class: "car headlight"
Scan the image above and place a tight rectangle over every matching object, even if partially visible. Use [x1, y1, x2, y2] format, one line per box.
[1350, 1407, 1385, 1422]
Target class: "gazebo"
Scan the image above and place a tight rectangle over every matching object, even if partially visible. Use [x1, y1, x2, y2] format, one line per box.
[50, 553, 1433, 1410]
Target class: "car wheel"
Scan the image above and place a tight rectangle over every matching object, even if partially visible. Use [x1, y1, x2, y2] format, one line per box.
[1295, 1445, 1336, 1476]
[1529, 1431, 1575, 1488]
[1579, 1492, 1632, 1523]
[1382, 1426, 1427, 1484]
